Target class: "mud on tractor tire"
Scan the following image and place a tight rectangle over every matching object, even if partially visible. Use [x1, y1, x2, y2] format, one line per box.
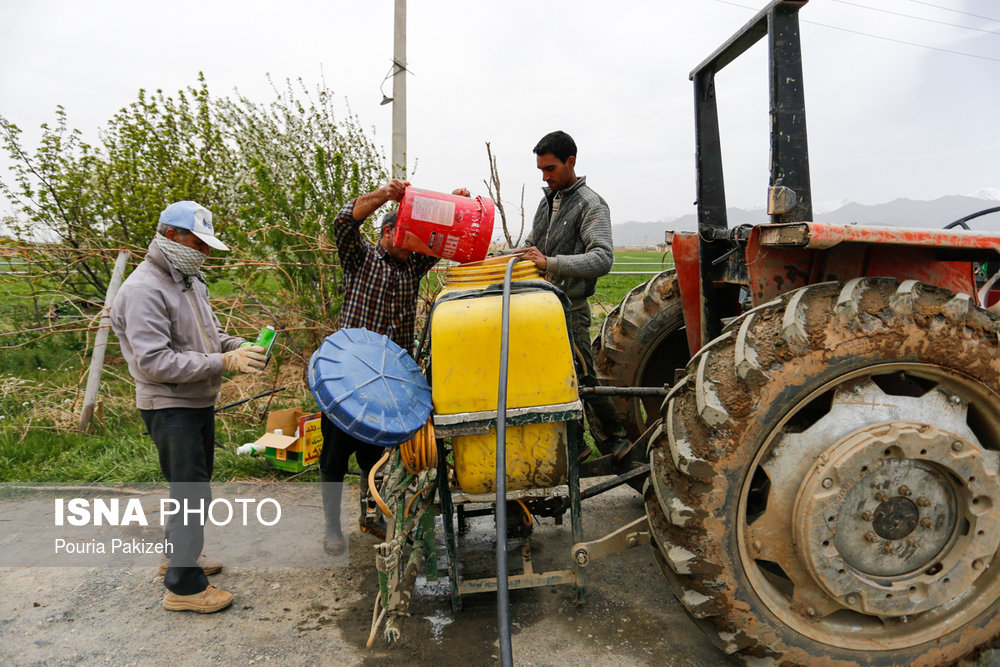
[646, 278, 1000, 665]
[594, 269, 690, 442]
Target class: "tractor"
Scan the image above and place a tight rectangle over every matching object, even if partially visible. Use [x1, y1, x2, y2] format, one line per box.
[592, 0, 1000, 663]
[334, 1, 1000, 663]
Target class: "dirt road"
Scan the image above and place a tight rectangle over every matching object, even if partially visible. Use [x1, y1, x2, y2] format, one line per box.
[5, 479, 1000, 666]
[1, 482, 723, 666]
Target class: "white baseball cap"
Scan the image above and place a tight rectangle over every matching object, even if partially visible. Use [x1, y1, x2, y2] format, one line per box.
[159, 201, 229, 251]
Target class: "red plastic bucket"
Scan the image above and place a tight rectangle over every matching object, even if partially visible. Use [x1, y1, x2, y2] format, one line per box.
[394, 187, 494, 263]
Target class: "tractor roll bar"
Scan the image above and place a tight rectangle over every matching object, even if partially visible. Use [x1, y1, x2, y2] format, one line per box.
[690, 0, 812, 343]
[691, 0, 811, 233]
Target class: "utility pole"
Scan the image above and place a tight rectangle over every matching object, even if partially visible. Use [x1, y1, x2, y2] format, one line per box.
[391, 0, 407, 179]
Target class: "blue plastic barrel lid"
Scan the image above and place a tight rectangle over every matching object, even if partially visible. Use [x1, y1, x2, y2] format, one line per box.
[308, 328, 432, 447]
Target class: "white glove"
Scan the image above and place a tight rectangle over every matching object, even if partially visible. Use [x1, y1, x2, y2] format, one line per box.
[222, 345, 267, 374]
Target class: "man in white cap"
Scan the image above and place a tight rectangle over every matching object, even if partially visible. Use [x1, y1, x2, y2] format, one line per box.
[111, 201, 266, 613]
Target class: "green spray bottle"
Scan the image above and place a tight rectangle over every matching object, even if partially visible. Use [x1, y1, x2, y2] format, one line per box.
[241, 326, 277, 366]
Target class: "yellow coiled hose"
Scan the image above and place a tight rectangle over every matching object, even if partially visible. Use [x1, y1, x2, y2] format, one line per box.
[367, 418, 438, 519]
[399, 418, 437, 474]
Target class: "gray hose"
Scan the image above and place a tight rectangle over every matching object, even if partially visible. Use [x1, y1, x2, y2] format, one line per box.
[495, 257, 516, 667]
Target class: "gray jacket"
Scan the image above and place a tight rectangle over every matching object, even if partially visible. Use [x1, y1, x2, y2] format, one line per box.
[524, 176, 614, 304]
[110, 240, 244, 410]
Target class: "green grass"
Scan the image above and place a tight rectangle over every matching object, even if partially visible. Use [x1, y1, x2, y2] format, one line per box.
[591, 250, 673, 336]
[0, 368, 312, 483]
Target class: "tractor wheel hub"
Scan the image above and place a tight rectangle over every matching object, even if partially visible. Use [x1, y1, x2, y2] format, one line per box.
[793, 421, 1000, 616]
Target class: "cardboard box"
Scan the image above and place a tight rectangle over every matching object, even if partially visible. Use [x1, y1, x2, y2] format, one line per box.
[254, 408, 324, 473]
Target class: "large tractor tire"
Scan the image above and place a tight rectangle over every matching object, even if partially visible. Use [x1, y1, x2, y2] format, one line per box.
[594, 269, 690, 442]
[646, 278, 1000, 665]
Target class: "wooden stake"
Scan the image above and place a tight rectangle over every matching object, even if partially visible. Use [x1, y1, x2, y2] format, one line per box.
[78, 250, 129, 433]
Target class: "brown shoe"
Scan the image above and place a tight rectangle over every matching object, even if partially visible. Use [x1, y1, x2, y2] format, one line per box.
[163, 585, 233, 613]
[158, 554, 223, 576]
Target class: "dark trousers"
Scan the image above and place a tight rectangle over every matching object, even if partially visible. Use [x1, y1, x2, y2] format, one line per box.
[140, 406, 215, 595]
[319, 413, 385, 482]
[569, 301, 628, 447]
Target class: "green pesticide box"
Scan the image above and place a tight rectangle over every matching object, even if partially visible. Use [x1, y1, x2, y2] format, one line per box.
[253, 408, 323, 473]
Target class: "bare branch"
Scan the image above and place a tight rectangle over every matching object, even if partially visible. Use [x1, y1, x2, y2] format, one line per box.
[483, 141, 513, 247]
[517, 183, 526, 247]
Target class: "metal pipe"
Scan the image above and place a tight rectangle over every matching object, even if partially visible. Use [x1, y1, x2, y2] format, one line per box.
[578, 386, 668, 397]
[495, 257, 516, 667]
[413, 309, 432, 362]
[436, 439, 463, 612]
[579, 464, 651, 501]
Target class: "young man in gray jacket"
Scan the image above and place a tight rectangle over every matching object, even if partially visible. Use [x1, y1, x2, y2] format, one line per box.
[110, 201, 266, 613]
[519, 131, 632, 460]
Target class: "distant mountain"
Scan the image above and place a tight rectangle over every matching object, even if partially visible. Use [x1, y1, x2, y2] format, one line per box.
[819, 195, 1000, 229]
[611, 192, 1000, 247]
[968, 187, 1000, 201]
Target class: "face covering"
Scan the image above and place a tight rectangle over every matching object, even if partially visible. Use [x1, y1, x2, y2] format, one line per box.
[153, 233, 207, 289]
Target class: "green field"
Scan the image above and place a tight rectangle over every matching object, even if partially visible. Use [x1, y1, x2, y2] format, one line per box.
[592, 249, 674, 335]
[0, 249, 668, 483]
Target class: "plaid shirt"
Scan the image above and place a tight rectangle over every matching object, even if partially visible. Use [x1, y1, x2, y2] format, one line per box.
[334, 200, 439, 352]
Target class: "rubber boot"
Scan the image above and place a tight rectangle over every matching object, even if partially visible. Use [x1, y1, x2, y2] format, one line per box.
[358, 470, 386, 540]
[320, 472, 346, 556]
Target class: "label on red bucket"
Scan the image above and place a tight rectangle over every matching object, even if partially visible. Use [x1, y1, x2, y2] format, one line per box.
[411, 196, 456, 227]
[394, 187, 494, 263]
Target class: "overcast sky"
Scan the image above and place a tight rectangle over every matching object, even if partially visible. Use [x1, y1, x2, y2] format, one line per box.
[2, 0, 999, 227]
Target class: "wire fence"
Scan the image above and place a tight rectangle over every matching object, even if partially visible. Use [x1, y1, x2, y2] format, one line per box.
[606, 261, 675, 275]
[0, 245, 672, 354]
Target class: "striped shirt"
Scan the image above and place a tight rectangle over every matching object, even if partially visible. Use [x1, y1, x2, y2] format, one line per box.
[333, 200, 439, 352]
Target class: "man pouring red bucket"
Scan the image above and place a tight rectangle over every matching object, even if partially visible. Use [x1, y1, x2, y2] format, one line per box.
[393, 185, 494, 263]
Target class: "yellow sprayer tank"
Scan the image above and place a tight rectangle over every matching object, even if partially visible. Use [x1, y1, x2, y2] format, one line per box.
[430, 257, 581, 494]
